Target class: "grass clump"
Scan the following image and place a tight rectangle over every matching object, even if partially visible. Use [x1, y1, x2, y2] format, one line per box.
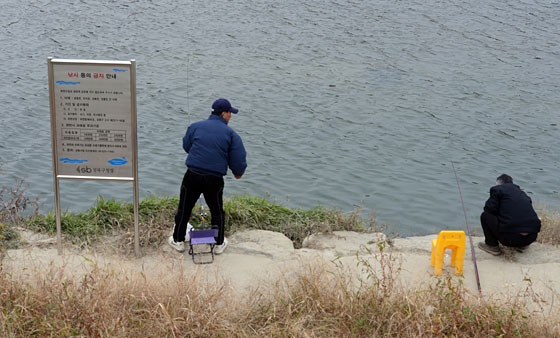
[537, 208, 560, 246]
[236, 241, 558, 337]
[25, 196, 180, 251]
[1, 174, 38, 254]
[0, 223, 19, 251]
[0, 264, 236, 337]
[23, 195, 370, 252]
[243, 265, 548, 337]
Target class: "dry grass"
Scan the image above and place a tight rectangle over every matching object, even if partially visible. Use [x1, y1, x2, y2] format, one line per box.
[244, 263, 557, 337]
[537, 208, 560, 246]
[1, 174, 38, 256]
[0, 264, 238, 337]
[1, 246, 559, 337]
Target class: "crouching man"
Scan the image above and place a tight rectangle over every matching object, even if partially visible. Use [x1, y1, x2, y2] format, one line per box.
[478, 174, 541, 256]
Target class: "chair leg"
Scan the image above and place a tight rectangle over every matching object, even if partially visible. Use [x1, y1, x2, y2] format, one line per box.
[431, 247, 436, 266]
[454, 247, 465, 275]
[434, 249, 444, 276]
[430, 240, 437, 267]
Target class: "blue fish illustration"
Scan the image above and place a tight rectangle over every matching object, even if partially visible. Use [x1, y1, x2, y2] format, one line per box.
[108, 157, 128, 165]
[60, 158, 88, 164]
[112, 68, 128, 72]
[56, 81, 80, 85]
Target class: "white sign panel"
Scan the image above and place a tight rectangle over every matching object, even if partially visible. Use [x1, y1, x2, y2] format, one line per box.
[49, 60, 135, 178]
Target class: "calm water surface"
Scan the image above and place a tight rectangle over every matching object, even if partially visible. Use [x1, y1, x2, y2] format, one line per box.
[1, 0, 559, 236]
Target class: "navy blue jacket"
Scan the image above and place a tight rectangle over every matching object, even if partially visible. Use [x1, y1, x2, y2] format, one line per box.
[183, 114, 247, 177]
[484, 183, 541, 234]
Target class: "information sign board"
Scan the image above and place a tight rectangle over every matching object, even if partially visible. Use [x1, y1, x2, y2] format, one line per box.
[49, 60, 135, 178]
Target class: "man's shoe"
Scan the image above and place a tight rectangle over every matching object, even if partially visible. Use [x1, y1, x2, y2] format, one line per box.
[478, 242, 502, 256]
[213, 237, 228, 255]
[172, 223, 192, 242]
[168, 236, 185, 252]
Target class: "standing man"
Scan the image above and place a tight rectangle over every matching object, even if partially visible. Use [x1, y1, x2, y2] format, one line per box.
[169, 98, 247, 254]
[478, 174, 541, 256]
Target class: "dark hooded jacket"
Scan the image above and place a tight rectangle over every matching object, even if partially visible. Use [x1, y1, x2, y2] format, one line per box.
[483, 183, 541, 234]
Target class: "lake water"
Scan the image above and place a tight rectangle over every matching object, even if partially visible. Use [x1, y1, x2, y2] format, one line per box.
[1, 0, 558, 236]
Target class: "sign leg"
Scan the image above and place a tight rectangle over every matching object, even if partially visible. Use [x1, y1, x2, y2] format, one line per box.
[133, 179, 140, 257]
[55, 178, 62, 255]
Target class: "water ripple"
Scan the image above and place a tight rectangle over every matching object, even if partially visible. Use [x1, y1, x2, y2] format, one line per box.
[0, 0, 558, 236]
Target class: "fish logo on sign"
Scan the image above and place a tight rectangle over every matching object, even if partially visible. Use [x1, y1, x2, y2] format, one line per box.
[60, 158, 88, 164]
[108, 157, 128, 165]
[56, 81, 80, 85]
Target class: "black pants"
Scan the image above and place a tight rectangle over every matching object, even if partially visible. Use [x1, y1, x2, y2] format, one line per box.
[174, 170, 225, 245]
[480, 211, 537, 247]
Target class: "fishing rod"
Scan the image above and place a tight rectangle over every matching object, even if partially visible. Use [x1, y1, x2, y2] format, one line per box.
[451, 161, 482, 296]
[186, 54, 190, 120]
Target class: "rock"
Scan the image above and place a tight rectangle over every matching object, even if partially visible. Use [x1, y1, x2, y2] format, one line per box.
[392, 235, 437, 254]
[16, 228, 57, 247]
[302, 231, 387, 257]
[228, 229, 295, 259]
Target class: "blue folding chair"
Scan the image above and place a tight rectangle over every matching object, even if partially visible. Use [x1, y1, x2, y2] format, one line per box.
[188, 227, 218, 264]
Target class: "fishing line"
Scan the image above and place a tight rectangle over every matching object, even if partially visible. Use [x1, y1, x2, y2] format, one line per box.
[186, 54, 190, 120]
[451, 161, 482, 296]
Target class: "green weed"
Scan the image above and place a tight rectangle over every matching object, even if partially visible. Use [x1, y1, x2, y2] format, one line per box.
[23, 195, 371, 253]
